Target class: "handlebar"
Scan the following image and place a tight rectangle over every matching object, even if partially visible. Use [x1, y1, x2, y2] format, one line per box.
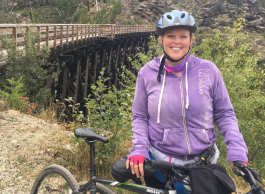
[233, 161, 265, 194]
[146, 146, 216, 174]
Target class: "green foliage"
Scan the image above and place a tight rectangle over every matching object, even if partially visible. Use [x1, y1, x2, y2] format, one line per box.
[128, 34, 162, 71]
[1, 26, 59, 106]
[72, 8, 88, 24]
[0, 77, 28, 110]
[66, 35, 159, 176]
[195, 23, 265, 173]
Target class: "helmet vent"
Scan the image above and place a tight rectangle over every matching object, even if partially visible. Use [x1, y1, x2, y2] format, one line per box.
[181, 13, 185, 18]
[166, 15, 172, 20]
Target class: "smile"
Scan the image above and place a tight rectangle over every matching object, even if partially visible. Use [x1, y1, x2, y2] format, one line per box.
[171, 47, 181, 51]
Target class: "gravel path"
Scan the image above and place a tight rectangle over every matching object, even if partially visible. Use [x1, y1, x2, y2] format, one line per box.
[0, 110, 73, 194]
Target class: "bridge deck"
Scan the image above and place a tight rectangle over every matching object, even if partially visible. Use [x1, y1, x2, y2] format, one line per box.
[0, 24, 156, 63]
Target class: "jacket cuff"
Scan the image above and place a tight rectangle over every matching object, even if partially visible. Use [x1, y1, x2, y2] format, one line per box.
[227, 149, 248, 162]
[128, 148, 150, 160]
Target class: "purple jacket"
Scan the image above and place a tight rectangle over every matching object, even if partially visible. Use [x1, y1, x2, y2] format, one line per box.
[129, 55, 248, 162]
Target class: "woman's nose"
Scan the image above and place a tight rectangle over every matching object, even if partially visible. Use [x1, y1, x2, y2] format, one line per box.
[172, 37, 180, 44]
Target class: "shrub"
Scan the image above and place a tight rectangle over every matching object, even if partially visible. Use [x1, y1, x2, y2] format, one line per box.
[195, 23, 265, 174]
[0, 76, 29, 111]
[1, 25, 59, 106]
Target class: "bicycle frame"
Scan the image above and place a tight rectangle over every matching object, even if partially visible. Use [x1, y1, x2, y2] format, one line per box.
[72, 139, 171, 194]
[72, 128, 265, 194]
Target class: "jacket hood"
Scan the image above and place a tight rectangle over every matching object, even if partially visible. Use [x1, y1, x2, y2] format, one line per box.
[147, 55, 200, 73]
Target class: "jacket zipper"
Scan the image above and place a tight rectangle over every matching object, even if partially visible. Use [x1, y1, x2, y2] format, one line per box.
[179, 74, 191, 158]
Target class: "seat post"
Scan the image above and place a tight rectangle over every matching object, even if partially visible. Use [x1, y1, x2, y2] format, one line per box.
[85, 139, 97, 193]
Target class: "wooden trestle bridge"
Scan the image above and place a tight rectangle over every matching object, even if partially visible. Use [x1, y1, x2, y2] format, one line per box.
[0, 24, 156, 118]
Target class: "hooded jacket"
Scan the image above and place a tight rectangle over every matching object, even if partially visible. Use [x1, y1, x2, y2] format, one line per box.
[128, 55, 248, 162]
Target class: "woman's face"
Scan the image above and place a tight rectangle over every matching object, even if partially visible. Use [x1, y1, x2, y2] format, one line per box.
[161, 28, 191, 65]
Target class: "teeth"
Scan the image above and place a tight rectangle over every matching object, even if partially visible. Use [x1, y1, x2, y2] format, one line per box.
[172, 48, 181, 50]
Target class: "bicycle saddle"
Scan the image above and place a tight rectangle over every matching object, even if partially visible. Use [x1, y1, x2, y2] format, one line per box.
[111, 154, 156, 183]
[74, 128, 109, 143]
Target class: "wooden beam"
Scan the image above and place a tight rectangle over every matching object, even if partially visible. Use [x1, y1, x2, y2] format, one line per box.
[84, 50, 91, 98]
[11, 27, 17, 50]
[114, 43, 121, 88]
[46, 26, 49, 48]
[59, 55, 73, 102]
[66, 25, 69, 50]
[60, 25, 63, 52]
[107, 45, 113, 88]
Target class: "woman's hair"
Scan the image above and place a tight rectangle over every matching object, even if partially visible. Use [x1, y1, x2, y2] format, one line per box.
[158, 32, 196, 55]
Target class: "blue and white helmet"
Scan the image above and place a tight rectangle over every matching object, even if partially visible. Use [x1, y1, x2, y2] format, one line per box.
[156, 10, 197, 35]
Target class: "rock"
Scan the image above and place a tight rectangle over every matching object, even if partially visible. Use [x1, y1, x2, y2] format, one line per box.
[220, 3, 230, 14]
[246, 13, 258, 21]
[257, 45, 264, 51]
[198, 0, 265, 33]
[250, 19, 262, 26]
[228, 0, 241, 4]
[256, 25, 265, 31]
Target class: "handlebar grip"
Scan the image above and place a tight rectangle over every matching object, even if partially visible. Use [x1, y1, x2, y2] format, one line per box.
[146, 160, 173, 171]
[257, 190, 265, 194]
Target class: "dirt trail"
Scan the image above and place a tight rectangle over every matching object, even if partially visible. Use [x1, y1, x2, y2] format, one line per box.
[0, 110, 72, 194]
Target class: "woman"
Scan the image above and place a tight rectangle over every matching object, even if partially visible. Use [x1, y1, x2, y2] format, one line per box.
[125, 10, 248, 190]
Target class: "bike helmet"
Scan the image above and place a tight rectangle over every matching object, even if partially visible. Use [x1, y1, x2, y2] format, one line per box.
[156, 10, 197, 36]
[156, 10, 197, 83]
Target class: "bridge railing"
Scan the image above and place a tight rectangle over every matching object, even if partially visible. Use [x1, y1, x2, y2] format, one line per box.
[0, 24, 156, 54]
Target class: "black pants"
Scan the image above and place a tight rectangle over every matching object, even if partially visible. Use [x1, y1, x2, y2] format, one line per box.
[144, 175, 165, 190]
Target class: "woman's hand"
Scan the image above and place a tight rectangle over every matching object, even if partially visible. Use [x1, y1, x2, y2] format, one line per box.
[229, 161, 247, 168]
[126, 155, 145, 178]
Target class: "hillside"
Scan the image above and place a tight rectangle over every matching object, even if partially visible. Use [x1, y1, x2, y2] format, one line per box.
[1, 0, 265, 28]
[1, 0, 264, 60]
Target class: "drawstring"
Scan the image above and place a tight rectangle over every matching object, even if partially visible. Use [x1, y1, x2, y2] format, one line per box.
[185, 62, 189, 109]
[157, 68, 166, 124]
[157, 58, 189, 124]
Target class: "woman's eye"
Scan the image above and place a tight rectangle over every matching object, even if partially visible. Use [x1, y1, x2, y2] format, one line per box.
[167, 35, 174, 38]
[181, 36, 187, 38]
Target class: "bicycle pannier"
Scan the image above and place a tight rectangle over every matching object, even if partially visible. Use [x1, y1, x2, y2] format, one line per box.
[189, 164, 236, 194]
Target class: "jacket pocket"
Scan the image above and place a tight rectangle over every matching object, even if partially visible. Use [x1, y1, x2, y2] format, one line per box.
[154, 128, 190, 155]
[188, 128, 214, 153]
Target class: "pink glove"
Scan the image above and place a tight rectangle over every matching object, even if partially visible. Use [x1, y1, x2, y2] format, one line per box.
[127, 155, 145, 165]
[242, 161, 247, 166]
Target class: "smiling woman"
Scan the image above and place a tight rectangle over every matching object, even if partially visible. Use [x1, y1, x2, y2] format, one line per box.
[112, 9, 249, 194]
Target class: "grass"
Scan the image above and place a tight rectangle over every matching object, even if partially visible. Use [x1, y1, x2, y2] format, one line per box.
[0, 100, 264, 193]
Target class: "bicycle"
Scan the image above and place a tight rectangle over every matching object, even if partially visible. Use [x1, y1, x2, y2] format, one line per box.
[30, 127, 265, 194]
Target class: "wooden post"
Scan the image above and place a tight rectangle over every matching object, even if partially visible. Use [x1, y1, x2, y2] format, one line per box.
[84, 53, 91, 98]
[85, 25, 87, 45]
[88, 25, 90, 43]
[114, 43, 120, 88]
[72, 25, 74, 48]
[62, 66, 69, 102]
[93, 48, 98, 85]
[76, 25, 79, 46]
[128, 40, 134, 70]
[66, 25, 69, 50]
[100, 46, 106, 69]
[12, 27, 17, 50]
[54, 26, 57, 54]
[98, 25, 101, 40]
[37, 26, 40, 54]
[120, 42, 127, 87]
[46, 26, 49, 48]
[81, 25, 83, 45]
[74, 59, 81, 104]
[107, 45, 113, 87]
[60, 25, 63, 52]
[111, 25, 114, 40]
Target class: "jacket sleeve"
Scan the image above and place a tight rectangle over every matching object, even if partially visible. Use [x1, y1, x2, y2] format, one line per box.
[213, 70, 248, 162]
[128, 69, 150, 159]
